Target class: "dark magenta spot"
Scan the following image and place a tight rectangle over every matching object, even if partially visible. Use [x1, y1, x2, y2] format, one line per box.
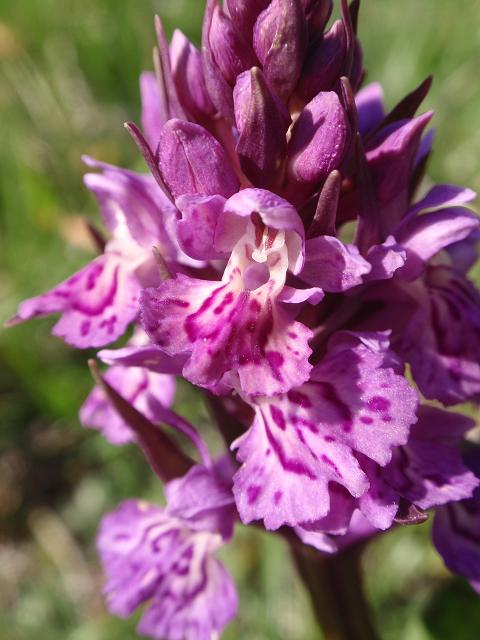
[342, 421, 352, 432]
[367, 396, 391, 412]
[80, 320, 90, 336]
[273, 490, 283, 505]
[287, 332, 297, 339]
[270, 405, 286, 430]
[360, 416, 374, 425]
[321, 454, 342, 477]
[247, 484, 261, 504]
[168, 298, 190, 308]
[250, 299, 261, 312]
[213, 291, 234, 315]
[324, 435, 336, 442]
[382, 414, 393, 423]
[266, 351, 284, 381]
[287, 390, 312, 408]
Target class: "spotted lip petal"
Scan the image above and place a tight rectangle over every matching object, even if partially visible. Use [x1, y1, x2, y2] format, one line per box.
[141, 273, 313, 397]
[232, 332, 418, 530]
[12, 254, 140, 349]
[98, 496, 238, 640]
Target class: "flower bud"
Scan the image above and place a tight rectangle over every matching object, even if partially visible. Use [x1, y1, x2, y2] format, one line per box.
[158, 119, 240, 198]
[253, 0, 308, 102]
[205, 0, 256, 86]
[296, 20, 347, 102]
[225, 0, 270, 38]
[287, 91, 349, 187]
[170, 29, 215, 120]
[234, 67, 291, 190]
[301, 0, 333, 39]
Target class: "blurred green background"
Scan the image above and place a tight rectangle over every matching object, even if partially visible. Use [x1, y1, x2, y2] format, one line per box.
[1, 1, 479, 639]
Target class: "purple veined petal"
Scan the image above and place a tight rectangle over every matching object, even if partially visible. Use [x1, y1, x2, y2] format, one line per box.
[395, 207, 480, 281]
[138, 545, 238, 640]
[216, 188, 305, 274]
[296, 20, 347, 102]
[10, 254, 139, 348]
[165, 457, 237, 539]
[141, 273, 313, 396]
[139, 71, 164, 149]
[301, 235, 371, 291]
[82, 156, 178, 254]
[158, 119, 240, 199]
[233, 67, 291, 191]
[433, 486, 480, 591]
[253, 0, 308, 101]
[396, 265, 480, 405]
[365, 236, 407, 281]
[231, 404, 367, 529]
[286, 91, 349, 201]
[232, 332, 418, 529]
[97, 500, 238, 640]
[355, 82, 385, 137]
[170, 29, 215, 120]
[80, 365, 175, 446]
[175, 194, 227, 261]
[384, 406, 479, 510]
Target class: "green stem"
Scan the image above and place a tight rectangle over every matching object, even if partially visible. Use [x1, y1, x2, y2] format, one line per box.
[292, 542, 381, 640]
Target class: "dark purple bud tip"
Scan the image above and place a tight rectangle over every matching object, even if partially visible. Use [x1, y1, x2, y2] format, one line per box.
[158, 119, 240, 198]
[253, 0, 308, 102]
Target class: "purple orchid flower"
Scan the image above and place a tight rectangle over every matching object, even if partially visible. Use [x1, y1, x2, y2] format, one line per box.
[8, 0, 480, 637]
[98, 457, 238, 640]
